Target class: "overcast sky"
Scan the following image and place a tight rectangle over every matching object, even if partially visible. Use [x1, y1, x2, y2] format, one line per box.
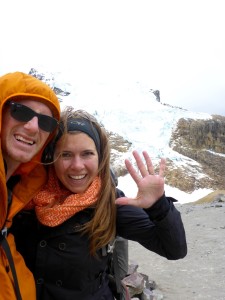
[1, 0, 225, 115]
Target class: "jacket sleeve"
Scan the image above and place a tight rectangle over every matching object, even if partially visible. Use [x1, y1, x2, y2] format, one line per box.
[116, 190, 187, 260]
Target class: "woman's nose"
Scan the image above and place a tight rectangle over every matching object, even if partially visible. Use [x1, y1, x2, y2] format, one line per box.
[69, 156, 84, 169]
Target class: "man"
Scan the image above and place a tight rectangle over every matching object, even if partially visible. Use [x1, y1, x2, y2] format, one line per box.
[0, 71, 60, 300]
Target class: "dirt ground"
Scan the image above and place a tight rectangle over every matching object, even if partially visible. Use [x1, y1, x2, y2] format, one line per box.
[128, 202, 225, 300]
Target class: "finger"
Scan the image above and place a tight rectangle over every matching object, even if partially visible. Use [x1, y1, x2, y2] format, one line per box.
[124, 159, 141, 183]
[132, 150, 149, 177]
[142, 151, 154, 175]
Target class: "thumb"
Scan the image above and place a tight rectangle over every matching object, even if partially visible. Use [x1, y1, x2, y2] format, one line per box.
[115, 196, 130, 206]
[115, 196, 139, 207]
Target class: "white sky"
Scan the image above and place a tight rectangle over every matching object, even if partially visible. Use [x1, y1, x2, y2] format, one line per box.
[1, 0, 225, 115]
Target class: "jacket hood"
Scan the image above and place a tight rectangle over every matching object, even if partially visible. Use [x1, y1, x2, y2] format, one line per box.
[0, 71, 60, 120]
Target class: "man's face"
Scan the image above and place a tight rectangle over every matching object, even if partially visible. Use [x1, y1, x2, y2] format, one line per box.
[1, 99, 53, 167]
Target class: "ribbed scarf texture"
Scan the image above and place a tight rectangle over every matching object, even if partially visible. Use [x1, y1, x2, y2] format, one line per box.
[32, 167, 101, 227]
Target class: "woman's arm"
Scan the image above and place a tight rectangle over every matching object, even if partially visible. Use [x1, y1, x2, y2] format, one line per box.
[116, 196, 187, 260]
[114, 149, 187, 260]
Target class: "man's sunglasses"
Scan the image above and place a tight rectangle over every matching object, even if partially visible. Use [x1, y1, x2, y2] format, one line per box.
[8, 102, 59, 133]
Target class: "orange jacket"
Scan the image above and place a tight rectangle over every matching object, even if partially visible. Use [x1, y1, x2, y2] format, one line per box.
[0, 72, 60, 300]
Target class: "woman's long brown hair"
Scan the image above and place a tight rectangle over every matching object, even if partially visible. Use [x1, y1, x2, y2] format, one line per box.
[55, 107, 117, 255]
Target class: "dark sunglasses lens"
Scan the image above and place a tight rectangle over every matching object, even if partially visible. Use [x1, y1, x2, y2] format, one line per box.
[38, 115, 58, 133]
[10, 102, 58, 133]
[10, 103, 34, 122]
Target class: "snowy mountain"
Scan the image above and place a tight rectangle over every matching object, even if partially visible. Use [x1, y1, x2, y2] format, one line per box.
[29, 68, 225, 203]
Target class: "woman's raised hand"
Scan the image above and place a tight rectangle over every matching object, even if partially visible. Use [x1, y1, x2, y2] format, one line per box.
[115, 150, 166, 209]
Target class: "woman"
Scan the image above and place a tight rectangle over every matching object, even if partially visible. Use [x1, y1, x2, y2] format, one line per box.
[15, 107, 187, 300]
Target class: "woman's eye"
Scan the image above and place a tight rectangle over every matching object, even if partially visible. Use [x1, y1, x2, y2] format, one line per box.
[60, 152, 73, 159]
[83, 151, 94, 157]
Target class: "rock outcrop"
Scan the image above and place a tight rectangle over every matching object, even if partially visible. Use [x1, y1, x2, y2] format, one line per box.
[168, 115, 225, 192]
[108, 115, 225, 193]
[29, 68, 71, 98]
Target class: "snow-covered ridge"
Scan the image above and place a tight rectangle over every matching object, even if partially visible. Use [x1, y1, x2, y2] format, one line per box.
[31, 68, 214, 203]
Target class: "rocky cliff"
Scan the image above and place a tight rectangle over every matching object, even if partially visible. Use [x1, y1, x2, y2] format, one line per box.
[168, 115, 225, 192]
[109, 115, 225, 193]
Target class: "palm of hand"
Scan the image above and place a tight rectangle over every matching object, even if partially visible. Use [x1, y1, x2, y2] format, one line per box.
[115, 150, 166, 208]
[135, 173, 165, 208]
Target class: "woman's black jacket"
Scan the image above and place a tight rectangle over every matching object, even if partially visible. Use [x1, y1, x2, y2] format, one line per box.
[12, 189, 187, 300]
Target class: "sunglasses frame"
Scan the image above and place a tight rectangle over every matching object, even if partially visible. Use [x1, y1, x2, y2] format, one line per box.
[7, 101, 59, 133]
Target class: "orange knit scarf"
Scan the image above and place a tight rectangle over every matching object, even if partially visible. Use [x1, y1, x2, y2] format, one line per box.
[32, 167, 101, 227]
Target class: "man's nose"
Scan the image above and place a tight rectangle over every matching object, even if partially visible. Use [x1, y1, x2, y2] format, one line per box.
[24, 116, 39, 131]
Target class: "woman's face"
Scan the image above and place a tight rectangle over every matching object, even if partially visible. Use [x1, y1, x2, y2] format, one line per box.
[54, 132, 99, 193]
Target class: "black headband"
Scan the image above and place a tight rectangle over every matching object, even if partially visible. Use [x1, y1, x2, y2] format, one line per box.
[57, 118, 101, 158]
